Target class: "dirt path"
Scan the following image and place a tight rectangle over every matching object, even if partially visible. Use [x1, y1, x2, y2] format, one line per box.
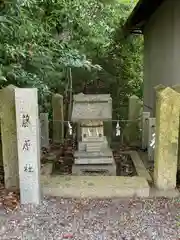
[0, 197, 179, 240]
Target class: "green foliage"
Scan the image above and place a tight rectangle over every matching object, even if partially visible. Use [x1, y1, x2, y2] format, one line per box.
[0, 0, 143, 118]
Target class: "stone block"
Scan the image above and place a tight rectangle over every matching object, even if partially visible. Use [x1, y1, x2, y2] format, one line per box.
[42, 176, 150, 198]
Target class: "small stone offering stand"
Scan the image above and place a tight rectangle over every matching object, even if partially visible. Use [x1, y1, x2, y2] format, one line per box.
[71, 93, 116, 175]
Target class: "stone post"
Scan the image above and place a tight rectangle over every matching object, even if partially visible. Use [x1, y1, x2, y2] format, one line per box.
[154, 87, 180, 190]
[0, 85, 19, 190]
[147, 117, 156, 161]
[40, 113, 49, 149]
[128, 95, 142, 120]
[15, 88, 41, 204]
[141, 112, 150, 149]
[124, 95, 142, 145]
[52, 94, 64, 143]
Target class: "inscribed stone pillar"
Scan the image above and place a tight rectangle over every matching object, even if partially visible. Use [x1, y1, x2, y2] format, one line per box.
[172, 85, 180, 171]
[154, 87, 180, 190]
[147, 117, 156, 161]
[40, 113, 49, 149]
[141, 112, 150, 149]
[15, 88, 41, 204]
[0, 85, 19, 190]
[52, 94, 64, 143]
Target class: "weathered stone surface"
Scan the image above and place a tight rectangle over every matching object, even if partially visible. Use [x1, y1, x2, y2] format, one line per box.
[74, 148, 114, 165]
[172, 85, 180, 171]
[42, 176, 150, 198]
[72, 94, 112, 121]
[124, 95, 142, 145]
[154, 84, 166, 92]
[52, 94, 64, 143]
[15, 88, 41, 204]
[72, 93, 114, 173]
[40, 113, 49, 148]
[148, 117, 156, 161]
[154, 87, 180, 190]
[141, 112, 150, 149]
[0, 85, 19, 190]
[128, 95, 142, 120]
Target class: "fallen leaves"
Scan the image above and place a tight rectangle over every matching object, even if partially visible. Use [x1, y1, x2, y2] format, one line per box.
[0, 186, 19, 212]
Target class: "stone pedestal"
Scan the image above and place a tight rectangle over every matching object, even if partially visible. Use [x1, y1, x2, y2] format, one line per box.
[141, 112, 150, 149]
[15, 88, 41, 204]
[40, 113, 49, 149]
[52, 94, 64, 143]
[72, 136, 116, 175]
[0, 85, 19, 190]
[154, 87, 180, 190]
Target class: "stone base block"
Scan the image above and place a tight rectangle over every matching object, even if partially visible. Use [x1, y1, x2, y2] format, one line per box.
[72, 164, 116, 176]
[42, 176, 150, 198]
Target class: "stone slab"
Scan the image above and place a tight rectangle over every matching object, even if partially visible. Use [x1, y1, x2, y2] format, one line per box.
[41, 175, 150, 198]
[78, 141, 108, 152]
[72, 163, 116, 176]
[74, 148, 113, 158]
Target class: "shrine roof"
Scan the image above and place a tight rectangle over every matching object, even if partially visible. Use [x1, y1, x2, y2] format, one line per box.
[124, 0, 165, 34]
[72, 93, 112, 121]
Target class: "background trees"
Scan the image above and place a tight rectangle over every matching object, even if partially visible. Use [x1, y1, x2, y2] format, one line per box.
[0, 0, 142, 119]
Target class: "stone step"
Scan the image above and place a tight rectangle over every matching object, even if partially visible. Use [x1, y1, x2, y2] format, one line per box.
[86, 145, 101, 152]
[42, 176, 150, 198]
[74, 157, 114, 165]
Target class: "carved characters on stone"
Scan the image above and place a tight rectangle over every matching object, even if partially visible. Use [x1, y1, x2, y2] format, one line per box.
[22, 139, 31, 151]
[24, 164, 34, 172]
[21, 113, 30, 128]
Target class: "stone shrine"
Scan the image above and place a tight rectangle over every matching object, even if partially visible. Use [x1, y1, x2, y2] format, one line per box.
[71, 93, 116, 175]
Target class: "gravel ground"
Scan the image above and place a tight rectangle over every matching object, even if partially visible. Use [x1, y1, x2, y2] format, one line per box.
[0, 197, 179, 240]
